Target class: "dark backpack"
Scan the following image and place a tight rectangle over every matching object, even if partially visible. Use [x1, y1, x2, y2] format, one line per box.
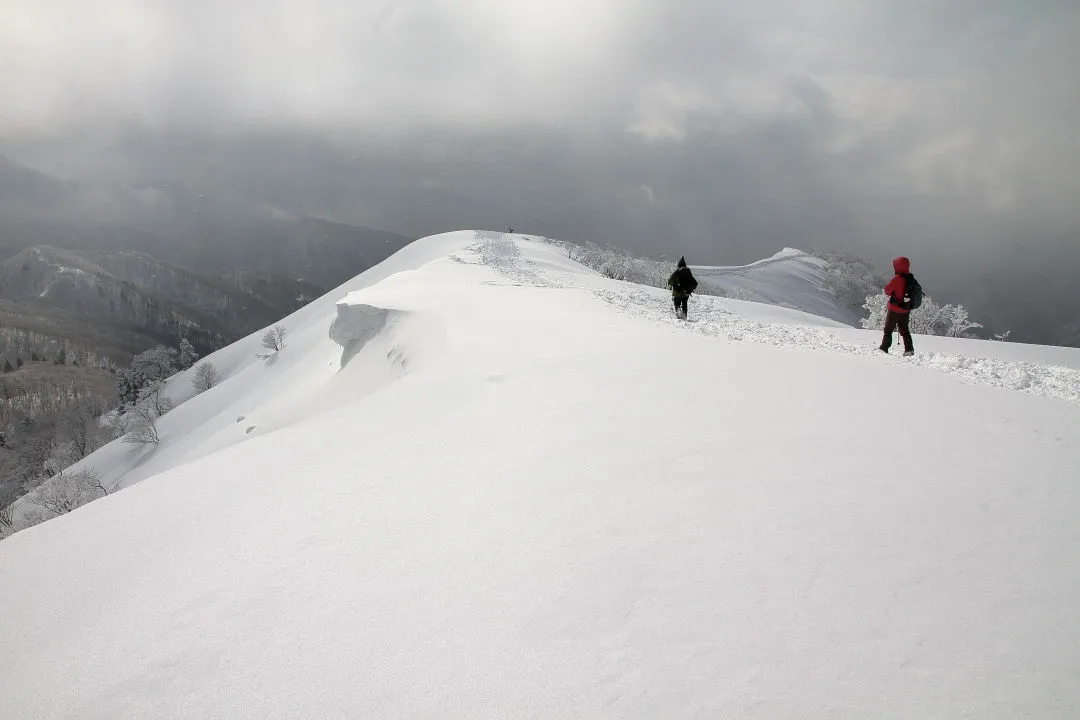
[670, 267, 698, 294]
[678, 267, 695, 293]
[903, 273, 923, 310]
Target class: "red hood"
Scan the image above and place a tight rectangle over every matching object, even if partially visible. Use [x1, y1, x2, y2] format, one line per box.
[892, 256, 910, 274]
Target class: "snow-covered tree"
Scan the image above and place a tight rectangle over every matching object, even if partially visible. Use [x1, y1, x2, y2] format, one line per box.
[0, 503, 14, 539]
[116, 345, 181, 406]
[100, 409, 131, 441]
[810, 250, 888, 314]
[60, 400, 109, 461]
[930, 302, 983, 338]
[116, 368, 138, 405]
[132, 345, 178, 383]
[136, 379, 174, 419]
[262, 325, 288, 352]
[567, 243, 726, 297]
[117, 377, 173, 448]
[731, 287, 756, 302]
[861, 294, 983, 337]
[26, 467, 109, 519]
[861, 294, 889, 330]
[178, 338, 199, 370]
[123, 407, 161, 446]
[192, 362, 221, 392]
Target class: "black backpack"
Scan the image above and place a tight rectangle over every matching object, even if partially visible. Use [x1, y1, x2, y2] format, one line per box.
[671, 267, 698, 294]
[903, 273, 923, 310]
[683, 269, 698, 293]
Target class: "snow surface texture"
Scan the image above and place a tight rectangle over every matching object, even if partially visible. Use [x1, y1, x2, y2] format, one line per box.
[2, 231, 1080, 719]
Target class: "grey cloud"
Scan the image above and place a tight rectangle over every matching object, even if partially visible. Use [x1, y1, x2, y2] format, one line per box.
[2, 0, 1079, 300]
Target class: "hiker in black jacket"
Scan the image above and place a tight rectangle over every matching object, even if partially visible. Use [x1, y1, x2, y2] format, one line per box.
[667, 256, 698, 320]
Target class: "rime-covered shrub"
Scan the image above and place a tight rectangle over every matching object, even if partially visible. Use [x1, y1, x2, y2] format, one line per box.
[861, 294, 983, 337]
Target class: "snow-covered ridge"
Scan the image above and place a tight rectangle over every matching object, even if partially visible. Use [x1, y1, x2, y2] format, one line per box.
[692, 247, 860, 325]
[2, 232, 1079, 719]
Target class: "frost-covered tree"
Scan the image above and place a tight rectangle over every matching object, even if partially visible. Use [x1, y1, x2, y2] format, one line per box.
[861, 294, 889, 330]
[861, 294, 983, 337]
[123, 407, 161, 446]
[567, 243, 727, 297]
[29, 474, 83, 516]
[100, 409, 131, 441]
[731, 287, 756, 302]
[116, 368, 138, 405]
[132, 345, 178, 383]
[0, 466, 116, 537]
[61, 400, 109, 461]
[928, 302, 983, 337]
[191, 362, 221, 392]
[26, 467, 109, 519]
[119, 378, 172, 447]
[178, 338, 199, 370]
[136, 379, 174, 419]
[262, 325, 288, 352]
[116, 345, 180, 406]
[0, 502, 13, 539]
[810, 250, 889, 314]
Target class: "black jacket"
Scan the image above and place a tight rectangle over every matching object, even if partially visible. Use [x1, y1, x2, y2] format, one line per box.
[668, 266, 698, 297]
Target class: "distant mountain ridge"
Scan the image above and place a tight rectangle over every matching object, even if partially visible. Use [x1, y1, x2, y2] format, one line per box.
[0, 154, 413, 360]
[0, 245, 230, 356]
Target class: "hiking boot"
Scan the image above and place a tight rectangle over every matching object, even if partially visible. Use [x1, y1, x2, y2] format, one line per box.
[903, 350, 914, 357]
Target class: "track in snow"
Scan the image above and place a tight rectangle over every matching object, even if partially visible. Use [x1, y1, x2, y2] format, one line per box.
[473, 233, 1080, 405]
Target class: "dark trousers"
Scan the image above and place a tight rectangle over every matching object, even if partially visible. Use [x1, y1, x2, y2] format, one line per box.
[881, 310, 914, 353]
[673, 295, 688, 317]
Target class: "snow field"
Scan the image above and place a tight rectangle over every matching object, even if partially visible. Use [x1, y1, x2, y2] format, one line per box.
[502, 234, 1080, 404]
[1, 231, 1078, 718]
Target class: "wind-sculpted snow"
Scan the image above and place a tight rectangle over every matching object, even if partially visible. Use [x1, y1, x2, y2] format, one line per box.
[329, 302, 395, 368]
[475, 233, 1080, 405]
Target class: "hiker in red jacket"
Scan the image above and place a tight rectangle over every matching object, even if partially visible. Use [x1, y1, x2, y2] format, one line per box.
[880, 256, 915, 356]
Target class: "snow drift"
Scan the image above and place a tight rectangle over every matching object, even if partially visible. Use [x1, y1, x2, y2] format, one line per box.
[2, 231, 1079, 719]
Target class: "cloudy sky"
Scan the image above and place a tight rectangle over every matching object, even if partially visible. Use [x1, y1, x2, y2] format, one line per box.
[2, 0, 1078, 271]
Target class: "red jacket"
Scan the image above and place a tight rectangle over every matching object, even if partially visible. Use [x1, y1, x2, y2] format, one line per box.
[884, 256, 911, 314]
